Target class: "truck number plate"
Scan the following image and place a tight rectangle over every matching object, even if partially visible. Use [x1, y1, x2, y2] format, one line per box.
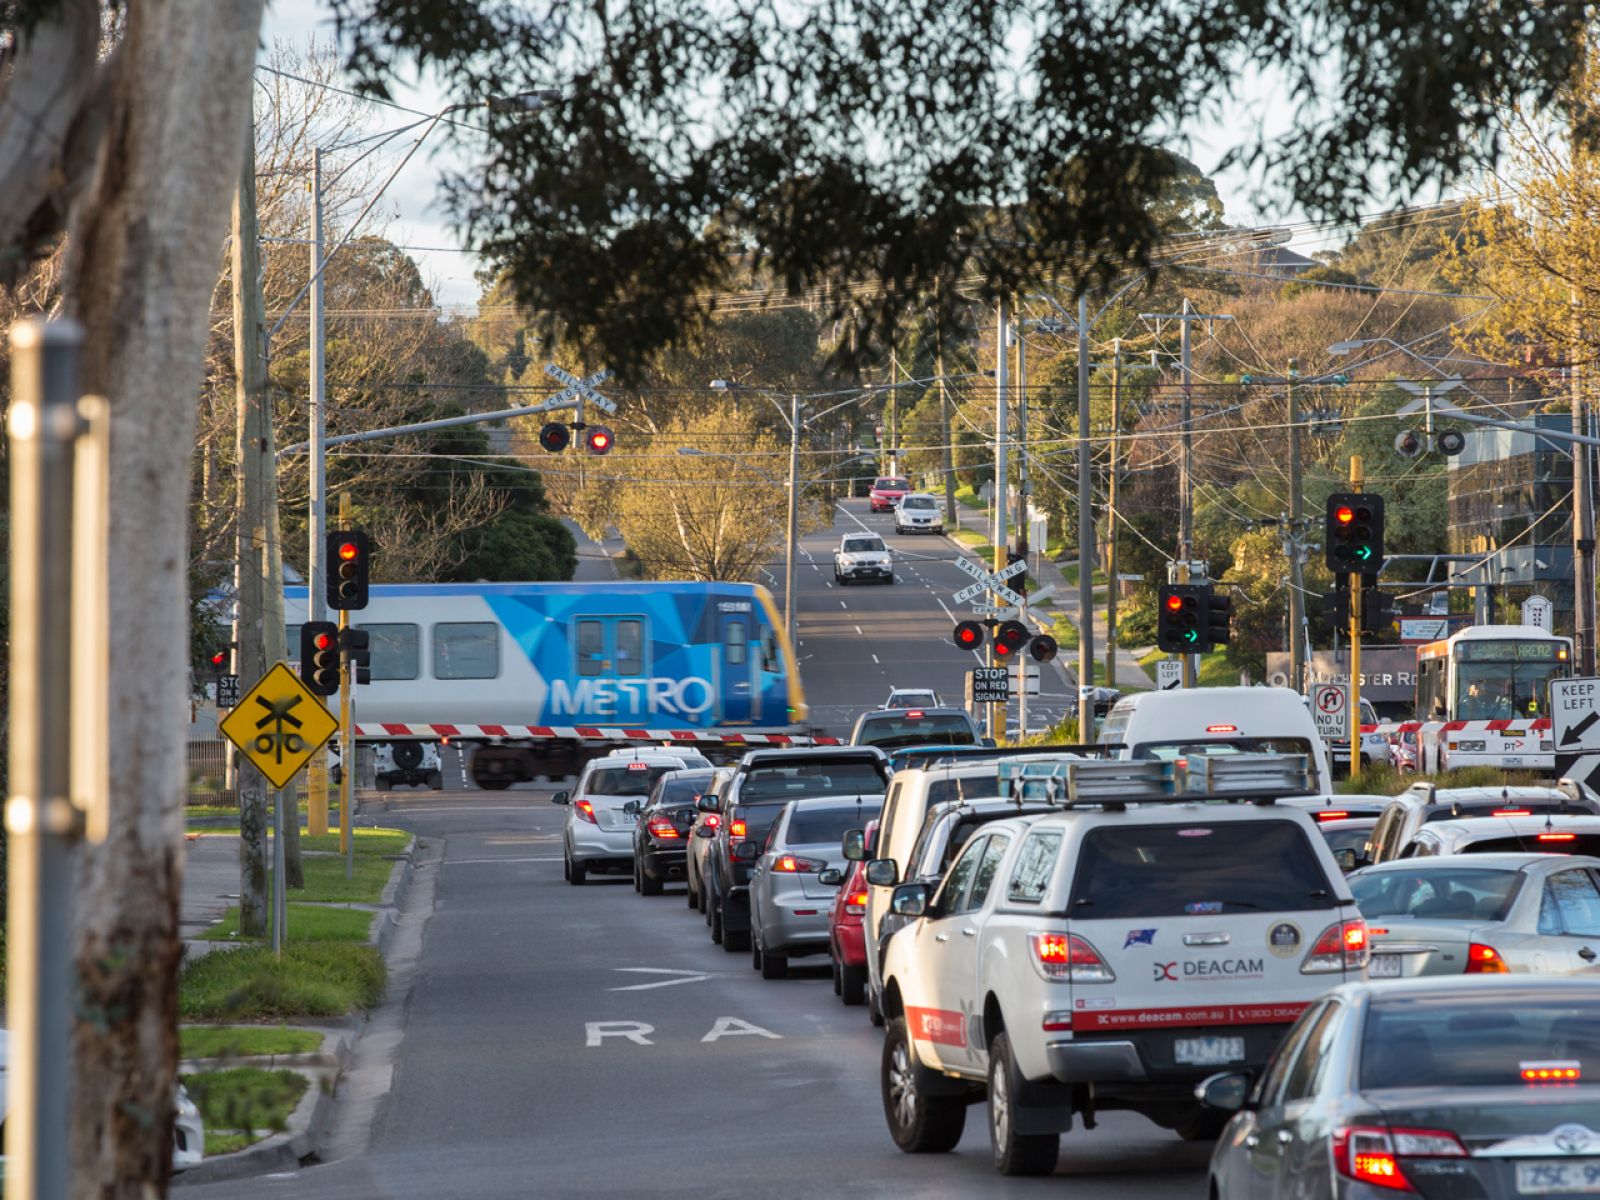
[1174, 1036, 1244, 1066]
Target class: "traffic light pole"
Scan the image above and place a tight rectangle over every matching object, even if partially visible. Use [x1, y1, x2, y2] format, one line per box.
[339, 494, 355, 871]
[1349, 456, 1363, 778]
[992, 297, 1012, 740]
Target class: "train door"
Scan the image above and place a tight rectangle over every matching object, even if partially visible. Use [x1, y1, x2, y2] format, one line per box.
[719, 611, 754, 723]
[573, 616, 649, 720]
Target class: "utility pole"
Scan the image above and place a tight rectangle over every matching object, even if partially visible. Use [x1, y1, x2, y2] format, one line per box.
[231, 124, 272, 935]
[785, 391, 801, 651]
[305, 147, 332, 835]
[1076, 293, 1095, 738]
[1015, 321, 1030, 561]
[339, 493, 357, 877]
[887, 337, 899, 476]
[1105, 341, 1122, 690]
[1287, 359, 1307, 693]
[1573, 289, 1596, 673]
[992, 296, 1011, 739]
[1349, 455, 1364, 777]
[1138, 300, 1233, 687]
[938, 294, 957, 531]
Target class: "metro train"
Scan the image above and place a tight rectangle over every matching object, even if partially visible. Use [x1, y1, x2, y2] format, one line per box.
[285, 580, 813, 786]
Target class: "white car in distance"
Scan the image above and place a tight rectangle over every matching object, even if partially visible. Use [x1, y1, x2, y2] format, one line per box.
[894, 493, 944, 534]
[834, 534, 894, 585]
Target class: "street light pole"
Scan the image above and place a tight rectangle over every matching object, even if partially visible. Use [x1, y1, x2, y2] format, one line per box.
[308, 147, 327, 630]
[785, 391, 801, 650]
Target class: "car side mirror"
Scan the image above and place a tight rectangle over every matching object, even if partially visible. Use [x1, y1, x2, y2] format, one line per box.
[890, 882, 930, 918]
[864, 858, 898, 888]
[551, 791, 570, 806]
[622, 800, 643, 816]
[1195, 1071, 1252, 1113]
[731, 840, 760, 862]
[818, 868, 843, 886]
[1332, 847, 1358, 872]
[695, 825, 716, 839]
[981, 737, 997, 748]
[842, 829, 866, 861]
[696, 795, 721, 813]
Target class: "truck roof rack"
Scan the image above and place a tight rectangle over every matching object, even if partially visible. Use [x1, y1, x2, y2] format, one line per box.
[997, 752, 1315, 810]
[891, 743, 1123, 771]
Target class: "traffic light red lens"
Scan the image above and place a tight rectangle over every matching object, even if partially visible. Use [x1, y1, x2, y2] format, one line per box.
[590, 431, 609, 451]
[1165, 594, 1183, 611]
[314, 633, 333, 650]
[1335, 506, 1354, 524]
[211, 652, 226, 665]
[339, 542, 359, 561]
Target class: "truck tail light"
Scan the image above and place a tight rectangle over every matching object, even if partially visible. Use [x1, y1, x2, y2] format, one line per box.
[845, 891, 868, 914]
[1465, 942, 1507, 973]
[730, 819, 746, 838]
[1302, 918, 1367, 973]
[1029, 931, 1114, 983]
[574, 799, 598, 825]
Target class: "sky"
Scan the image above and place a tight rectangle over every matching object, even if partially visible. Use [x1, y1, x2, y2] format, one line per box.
[256, 0, 1365, 311]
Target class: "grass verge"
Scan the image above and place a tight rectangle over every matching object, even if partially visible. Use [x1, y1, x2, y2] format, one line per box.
[1136, 647, 1238, 687]
[182, 1067, 309, 1145]
[1338, 764, 1551, 796]
[300, 827, 410, 857]
[181, 1025, 324, 1061]
[295, 855, 393, 903]
[180, 944, 386, 1021]
[204, 1131, 256, 1156]
[199, 904, 373, 944]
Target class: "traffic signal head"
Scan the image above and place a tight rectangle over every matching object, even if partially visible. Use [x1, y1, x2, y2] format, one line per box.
[1322, 584, 1351, 633]
[1156, 584, 1205, 653]
[993, 620, 1029, 657]
[327, 530, 371, 610]
[300, 620, 340, 695]
[539, 422, 571, 453]
[1360, 583, 1396, 636]
[953, 621, 984, 650]
[1206, 590, 1232, 648]
[1325, 492, 1384, 573]
[1028, 634, 1058, 663]
[584, 425, 614, 455]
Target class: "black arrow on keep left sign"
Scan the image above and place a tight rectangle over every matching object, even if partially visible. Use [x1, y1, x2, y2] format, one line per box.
[1562, 710, 1600, 747]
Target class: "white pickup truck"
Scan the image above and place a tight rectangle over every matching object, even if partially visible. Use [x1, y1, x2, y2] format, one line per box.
[834, 533, 894, 585]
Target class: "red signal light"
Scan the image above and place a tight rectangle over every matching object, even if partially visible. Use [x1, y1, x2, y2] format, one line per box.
[1336, 505, 1355, 524]
[1166, 593, 1184, 611]
[314, 632, 334, 651]
[585, 425, 614, 455]
[953, 621, 983, 649]
[338, 541, 359, 561]
[210, 651, 227, 666]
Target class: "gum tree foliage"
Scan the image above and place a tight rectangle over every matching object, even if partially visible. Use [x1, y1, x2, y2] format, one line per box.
[315, 0, 1591, 378]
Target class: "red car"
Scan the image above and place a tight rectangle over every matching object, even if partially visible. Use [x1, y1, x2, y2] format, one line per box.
[826, 820, 876, 1006]
[867, 476, 910, 512]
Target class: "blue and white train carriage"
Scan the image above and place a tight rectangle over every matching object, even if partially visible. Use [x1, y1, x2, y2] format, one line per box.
[285, 580, 827, 787]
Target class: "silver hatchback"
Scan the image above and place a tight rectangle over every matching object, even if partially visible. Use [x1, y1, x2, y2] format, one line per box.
[556, 750, 710, 885]
[748, 796, 881, 980]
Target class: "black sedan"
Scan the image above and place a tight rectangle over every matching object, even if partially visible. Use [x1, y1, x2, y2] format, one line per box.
[1201, 976, 1600, 1198]
[632, 769, 716, 895]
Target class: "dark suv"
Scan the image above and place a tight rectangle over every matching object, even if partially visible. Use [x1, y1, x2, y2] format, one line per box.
[705, 747, 890, 952]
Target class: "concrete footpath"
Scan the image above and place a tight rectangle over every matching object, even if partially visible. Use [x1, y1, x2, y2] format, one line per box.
[174, 828, 422, 1186]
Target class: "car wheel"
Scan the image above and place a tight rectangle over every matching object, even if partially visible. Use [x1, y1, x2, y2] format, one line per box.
[760, 946, 788, 979]
[373, 773, 388, 791]
[702, 884, 714, 923]
[831, 954, 843, 996]
[841, 963, 867, 1006]
[639, 865, 663, 896]
[751, 934, 764, 971]
[724, 925, 750, 953]
[631, 857, 641, 892]
[882, 1016, 966, 1153]
[868, 985, 886, 1027]
[988, 1031, 1059, 1176]
[427, 770, 443, 790]
[1176, 1109, 1229, 1142]
[562, 851, 570, 881]
[567, 852, 586, 886]
[885, 573, 895, 584]
[710, 898, 724, 944]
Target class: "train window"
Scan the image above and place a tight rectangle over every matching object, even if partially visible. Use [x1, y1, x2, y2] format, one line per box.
[357, 623, 419, 681]
[725, 620, 747, 666]
[576, 620, 604, 677]
[616, 620, 645, 677]
[760, 626, 779, 673]
[433, 622, 499, 680]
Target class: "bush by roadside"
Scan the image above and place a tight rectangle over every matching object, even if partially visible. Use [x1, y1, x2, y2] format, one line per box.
[181, 1067, 310, 1157]
[1337, 764, 1551, 796]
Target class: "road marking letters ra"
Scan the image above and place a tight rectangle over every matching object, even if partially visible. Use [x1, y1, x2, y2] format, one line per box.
[584, 1017, 782, 1046]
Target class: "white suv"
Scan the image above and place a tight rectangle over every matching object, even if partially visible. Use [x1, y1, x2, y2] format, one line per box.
[894, 493, 943, 534]
[876, 754, 1366, 1176]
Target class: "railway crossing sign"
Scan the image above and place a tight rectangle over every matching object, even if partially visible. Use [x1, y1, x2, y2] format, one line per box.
[953, 557, 1027, 607]
[544, 363, 616, 414]
[1311, 683, 1349, 742]
[219, 662, 340, 789]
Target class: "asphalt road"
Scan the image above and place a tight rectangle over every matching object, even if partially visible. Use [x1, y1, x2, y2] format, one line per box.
[180, 788, 1213, 1199]
[786, 499, 1077, 739]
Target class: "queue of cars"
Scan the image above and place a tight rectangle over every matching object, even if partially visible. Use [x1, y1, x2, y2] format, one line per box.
[577, 686, 1600, 1192]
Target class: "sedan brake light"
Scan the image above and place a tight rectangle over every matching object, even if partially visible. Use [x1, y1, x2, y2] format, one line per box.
[772, 854, 826, 873]
[1029, 931, 1114, 983]
[844, 890, 868, 914]
[1465, 942, 1507, 974]
[1302, 918, 1367, 973]
[574, 799, 598, 825]
[1333, 1125, 1465, 1193]
[645, 816, 680, 839]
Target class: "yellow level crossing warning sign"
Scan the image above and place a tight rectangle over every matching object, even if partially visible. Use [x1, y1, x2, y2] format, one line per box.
[219, 662, 339, 789]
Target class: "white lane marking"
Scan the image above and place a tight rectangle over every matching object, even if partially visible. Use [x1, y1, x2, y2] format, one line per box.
[854, 625, 863, 635]
[872, 654, 880, 664]
[586, 1022, 656, 1047]
[702, 1017, 782, 1042]
[608, 968, 712, 992]
[936, 598, 956, 621]
[840, 600, 848, 609]
[834, 502, 875, 533]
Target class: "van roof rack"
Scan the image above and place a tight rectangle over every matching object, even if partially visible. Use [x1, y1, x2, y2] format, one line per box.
[997, 752, 1316, 811]
[891, 743, 1123, 771]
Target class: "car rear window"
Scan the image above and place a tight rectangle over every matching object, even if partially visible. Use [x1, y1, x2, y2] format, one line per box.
[1133, 737, 1318, 765]
[585, 765, 676, 796]
[1319, 825, 1375, 860]
[788, 804, 883, 845]
[1458, 833, 1600, 856]
[655, 774, 714, 805]
[1361, 997, 1600, 1090]
[1422, 799, 1592, 823]
[1069, 821, 1337, 917]
[856, 713, 978, 749]
[1350, 867, 1521, 921]
[927, 776, 1001, 806]
[740, 762, 888, 801]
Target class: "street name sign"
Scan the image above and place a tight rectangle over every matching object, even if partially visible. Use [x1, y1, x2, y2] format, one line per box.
[219, 662, 340, 789]
[1311, 682, 1349, 742]
[1155, 660, 1182, 691]
[971, 666, 1010, 704]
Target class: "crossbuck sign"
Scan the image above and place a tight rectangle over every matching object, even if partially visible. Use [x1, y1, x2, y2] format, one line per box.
[544, 363, 617, 414]
[952, 557, 1027, 608]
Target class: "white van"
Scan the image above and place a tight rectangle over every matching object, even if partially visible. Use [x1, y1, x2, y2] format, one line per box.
[1096, 686, 1333, 795]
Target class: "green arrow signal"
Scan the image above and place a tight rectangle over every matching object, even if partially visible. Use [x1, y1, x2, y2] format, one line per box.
[1354, 545, 1373, 561]
[1182, 630, 1199, 643]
